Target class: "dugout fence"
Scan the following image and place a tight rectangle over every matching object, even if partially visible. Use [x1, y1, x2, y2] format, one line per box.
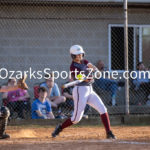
[0, 0, 150, 120]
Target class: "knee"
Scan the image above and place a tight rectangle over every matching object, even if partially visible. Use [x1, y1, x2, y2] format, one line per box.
[71, 117, 81, 124]
[72, 120, 80, 124]
[99, 106, 107, 114]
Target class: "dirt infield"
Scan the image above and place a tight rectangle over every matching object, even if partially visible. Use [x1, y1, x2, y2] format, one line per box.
[0, 126, 150, 150]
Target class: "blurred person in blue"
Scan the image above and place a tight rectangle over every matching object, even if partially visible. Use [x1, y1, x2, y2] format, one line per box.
[40, 74, 66, 108]
[132, 62, 150, 103]
[133, 62, 150, 90]
[32, 87, 55, 119]
[93, 60, 124, 106]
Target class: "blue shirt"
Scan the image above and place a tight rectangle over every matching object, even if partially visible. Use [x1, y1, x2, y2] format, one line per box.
[31, 99, 52, 119]
[40, 82, 60, 97]
[132, 71, 150, 88]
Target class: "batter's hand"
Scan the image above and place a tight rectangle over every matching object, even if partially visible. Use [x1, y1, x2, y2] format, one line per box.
[17, 74, 28, 90]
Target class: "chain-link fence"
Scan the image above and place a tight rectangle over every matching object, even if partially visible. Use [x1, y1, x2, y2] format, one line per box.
[0, 0, 150, 120]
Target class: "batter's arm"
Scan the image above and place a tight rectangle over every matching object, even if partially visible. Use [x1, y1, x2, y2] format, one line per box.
[87, 63, 101, 77]
[87, 63, 99, 72]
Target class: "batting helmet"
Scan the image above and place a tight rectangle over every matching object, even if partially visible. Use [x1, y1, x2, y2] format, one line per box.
[70, 45, 85, 55]
[70, 45, 85, 59]
[0, 106, 10, 118]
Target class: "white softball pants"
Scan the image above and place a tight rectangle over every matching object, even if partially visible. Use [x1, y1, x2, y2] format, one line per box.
[71, 85, 107, 124]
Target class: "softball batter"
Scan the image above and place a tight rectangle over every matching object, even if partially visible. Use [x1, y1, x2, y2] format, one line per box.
[52, 45, 116, 139]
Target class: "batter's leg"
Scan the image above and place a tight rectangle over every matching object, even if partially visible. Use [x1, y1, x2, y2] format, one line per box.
[71, 86, 88, 124]
[52, 86, 88, 138]
[87, 87, 116, 139]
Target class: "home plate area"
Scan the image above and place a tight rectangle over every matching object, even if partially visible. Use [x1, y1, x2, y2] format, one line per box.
[0, 126, 150, 150]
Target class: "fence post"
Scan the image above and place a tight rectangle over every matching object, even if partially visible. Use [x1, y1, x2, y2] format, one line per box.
[124, 0, 129, 115]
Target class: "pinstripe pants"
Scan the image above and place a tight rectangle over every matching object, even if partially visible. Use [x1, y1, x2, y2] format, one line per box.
[71, 85, 107, 124]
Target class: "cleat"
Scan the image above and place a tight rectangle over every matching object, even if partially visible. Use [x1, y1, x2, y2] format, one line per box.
[0, 133, 10, 139]
[52, 125, 62, 138]
[107, 130, 116, 139]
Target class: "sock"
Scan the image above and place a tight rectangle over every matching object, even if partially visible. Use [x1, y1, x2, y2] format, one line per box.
[100, 113, 111, 133]
[61, 118, 73, 129]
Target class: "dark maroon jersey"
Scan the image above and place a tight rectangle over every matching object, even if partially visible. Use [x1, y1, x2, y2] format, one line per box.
[70, 59, 93, 86]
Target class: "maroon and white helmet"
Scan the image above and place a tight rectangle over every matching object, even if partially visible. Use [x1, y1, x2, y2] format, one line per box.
[70, 45, 85, 55]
